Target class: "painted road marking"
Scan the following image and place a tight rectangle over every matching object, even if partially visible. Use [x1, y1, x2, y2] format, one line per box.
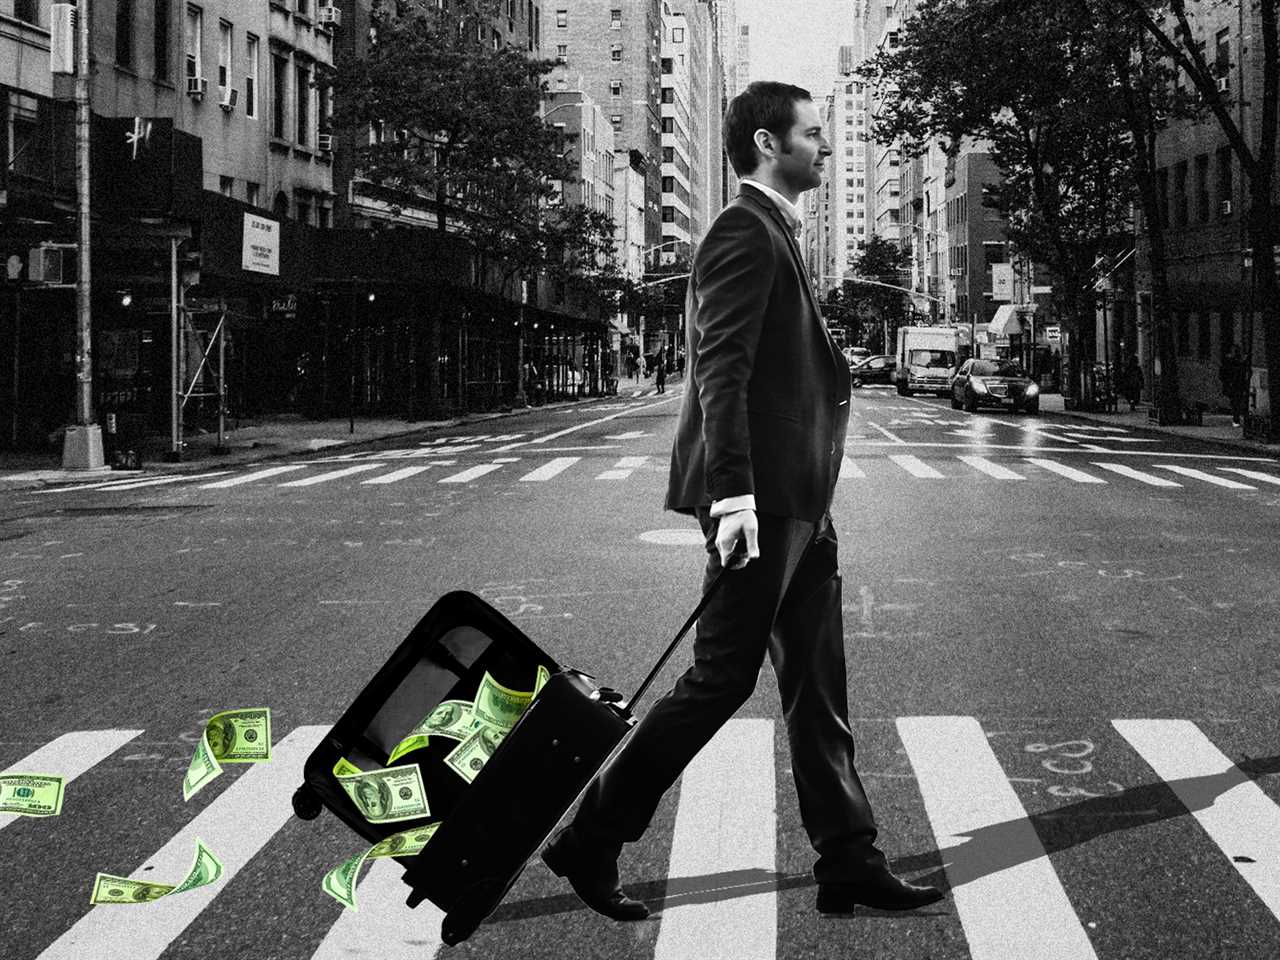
[1220, 467, 1280, 486]
[654, 719, 775, 960]
[36, 726, 324, 960]
[277, 464, 383, 487]
[518, 457, 580, 482]
[438, 463, 506, 484]
[199, 465, 308, 488]
[96, 472, 231, 490]
[889, 454, 945, 479]
[839, 456, 866, 479]
[1153, 464, 1255, 490]
[1091, 462, 1182, 487]
[958, 455, 1025, 480]
[597, 456, 649, 480]
[311, 859, 445, 959]
[0, 730, 143, 833]
[898, 716, 1098, 960]
[1114, 719, 1280, 922]
[359, 466, 436, 485]
[1024, 458, 1107, 484]
[37, 475, 165, 494]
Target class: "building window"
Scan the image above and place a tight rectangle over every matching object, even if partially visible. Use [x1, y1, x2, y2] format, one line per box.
[611, 8, 622, 28]
[296, 0, 309, 17]
[660, 117, 673, 133]
[661, 87, 674, 103]
[319, 204, 331, 228]
[272, 53, 287, 139]
[218, 20, 232, 90]
[1215, 27, 1230, 76]
[662, 175, 674, 191]
[317, 77, 329, 144]
[219, 175, 234, 196]
[610, 80, 623, 97]
[662, 146, 674, 162]
[154, 0, 171, 79]
[245, 34, 258, 118]
[492, 28, 500, 50]
[1195, 153, 1210, 222]
[246, 181, 260, 206]
[1218, 146, 1232, 215]
[116, 0, 135, 67]
[611, 44, 622, 62]
[554, 43, 567, 63]
[295, 63, 310, 145]
[295, 191, 312, 224]
[14, 0, 38, 24]
[556, 8, 567, 27]
[185, 5, 202, 84]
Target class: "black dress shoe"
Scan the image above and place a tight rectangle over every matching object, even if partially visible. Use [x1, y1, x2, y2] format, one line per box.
[816, 869, 945, 913]
[541, 828, 649, 921]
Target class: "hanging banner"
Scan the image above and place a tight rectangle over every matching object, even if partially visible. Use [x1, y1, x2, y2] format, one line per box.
[991, 263, 1014, 302]
[241, 214, 280, 276]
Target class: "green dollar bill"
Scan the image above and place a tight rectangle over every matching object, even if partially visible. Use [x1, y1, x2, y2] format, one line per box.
[322, 823, 439, 912]
[472, 671, 533, 731]
[90, 838, 224, 905]
[183, 708, 273, 801]
[336, 764, 430, 824]
[332, 757, 363, 778]
[0, 773, 65, 817]
[385, 699, 478, 764]
[385, 734, 430, 766]
[533, 664, 551, 698]
[443, 725, 505, 784]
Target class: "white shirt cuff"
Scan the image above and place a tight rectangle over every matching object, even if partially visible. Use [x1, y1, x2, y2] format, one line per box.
[710, 495, 757, 517]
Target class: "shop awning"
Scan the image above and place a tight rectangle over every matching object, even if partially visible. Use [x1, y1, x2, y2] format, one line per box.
[988, 304, 1023, 339]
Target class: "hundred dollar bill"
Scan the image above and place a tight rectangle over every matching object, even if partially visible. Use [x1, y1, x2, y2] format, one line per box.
[90, 837, 224, 905]
[322, 822, 439, 911]
[183, 708, 273, 801]
[385, 699, 478, 764]
[533, 664, 551, 698]
[0, 773, 65, 817]
[472, 671, 533, 731]
[444, 724, 505, 784]
[336, 764, 430, 823]
[332, 757, 363, 778]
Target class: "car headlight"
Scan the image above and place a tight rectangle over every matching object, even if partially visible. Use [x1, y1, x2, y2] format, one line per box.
[1025, 383, 1039, 396]
[971, 378, 988, 393]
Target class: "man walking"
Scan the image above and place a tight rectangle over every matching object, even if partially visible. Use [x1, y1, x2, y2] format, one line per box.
[541, 81, 944, 919]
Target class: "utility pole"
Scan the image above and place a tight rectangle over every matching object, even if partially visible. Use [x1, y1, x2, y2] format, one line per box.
[63, 0, 104, 469]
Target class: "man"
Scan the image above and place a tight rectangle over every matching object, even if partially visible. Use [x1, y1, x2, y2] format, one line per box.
[542, 81, 944, 919]
[1220, 343, 1249, 426]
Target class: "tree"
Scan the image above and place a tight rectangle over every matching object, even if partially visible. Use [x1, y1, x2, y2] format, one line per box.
[848, 236, 913, 353]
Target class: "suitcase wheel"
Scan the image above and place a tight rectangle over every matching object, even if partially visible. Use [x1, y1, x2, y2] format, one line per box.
[291, 784, 323, 821]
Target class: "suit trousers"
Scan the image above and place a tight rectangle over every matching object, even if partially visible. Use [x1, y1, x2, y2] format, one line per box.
[571, 508, 885, 882]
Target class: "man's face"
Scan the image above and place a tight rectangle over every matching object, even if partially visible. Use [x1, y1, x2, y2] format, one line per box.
[764, 98, 830, 193]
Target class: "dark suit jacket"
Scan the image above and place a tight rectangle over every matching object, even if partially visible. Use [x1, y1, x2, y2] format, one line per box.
[666, 184, 851, 523]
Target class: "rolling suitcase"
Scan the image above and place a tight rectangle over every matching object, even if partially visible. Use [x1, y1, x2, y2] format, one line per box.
[292, 550, 741, 945]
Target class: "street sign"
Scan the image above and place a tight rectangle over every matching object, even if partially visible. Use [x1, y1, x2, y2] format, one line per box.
[1045, 325, 1061, 343]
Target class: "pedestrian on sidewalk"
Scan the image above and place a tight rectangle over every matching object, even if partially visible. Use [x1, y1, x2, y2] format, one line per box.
[654, 347, 667, 394]
[541, 80, 944, 923]
[1220, 344, 1250, 426]
[1120, 354, 1143, 412]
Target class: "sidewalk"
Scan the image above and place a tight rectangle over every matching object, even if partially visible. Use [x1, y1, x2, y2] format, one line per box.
[1038, 393, 1280, 456]
[0, 395, 608, 493]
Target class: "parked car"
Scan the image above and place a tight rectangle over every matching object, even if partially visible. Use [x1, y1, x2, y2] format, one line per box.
[843, 346, 871, 366]
[950, 358, 1041, 413]
[849, 354, 896, 387]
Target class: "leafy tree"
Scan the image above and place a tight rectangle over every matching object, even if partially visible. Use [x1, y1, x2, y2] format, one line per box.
[848, 236, 913, 353]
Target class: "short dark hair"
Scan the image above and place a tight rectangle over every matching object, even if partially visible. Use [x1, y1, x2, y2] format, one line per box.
[723, 81, 813, 177]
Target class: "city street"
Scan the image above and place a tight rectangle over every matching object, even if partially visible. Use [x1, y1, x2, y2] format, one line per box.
[2, 385, 1279, 960]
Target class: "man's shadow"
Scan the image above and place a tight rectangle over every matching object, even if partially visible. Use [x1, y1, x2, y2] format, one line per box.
[486, 754, 1280, 922]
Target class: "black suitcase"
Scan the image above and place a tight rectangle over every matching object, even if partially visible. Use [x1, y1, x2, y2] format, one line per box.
[293, 555, 738, 945]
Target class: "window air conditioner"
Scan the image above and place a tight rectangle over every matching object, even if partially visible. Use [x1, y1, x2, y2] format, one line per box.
[1216, 75, 1229, 92]
[317, 133, 333, 152]
[318, 5, 341, 26]
[220, 86, 238, 110]
[187, 76, 208, 98]
[1221, 199, 1233, 216]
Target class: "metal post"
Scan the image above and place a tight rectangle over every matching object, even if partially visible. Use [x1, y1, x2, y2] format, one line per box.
[169, 236, 181, 459]
[10, 287, 20, 447]
[516, 278, 527, 406]
[217, 301, 226, 448]
[1101, 292, 1112, 410]
[349, 283, 357, 435]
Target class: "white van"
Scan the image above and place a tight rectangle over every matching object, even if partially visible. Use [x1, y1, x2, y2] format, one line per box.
[894, 326, 960, 396]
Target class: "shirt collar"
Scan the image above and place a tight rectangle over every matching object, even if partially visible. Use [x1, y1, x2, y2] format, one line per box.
[740, 178, 804, 238]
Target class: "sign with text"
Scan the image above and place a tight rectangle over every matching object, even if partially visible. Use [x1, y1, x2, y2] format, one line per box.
[1045, 324, 1061, 343]
[991, 263, 1014, 302]
[241, 214, 280, 276]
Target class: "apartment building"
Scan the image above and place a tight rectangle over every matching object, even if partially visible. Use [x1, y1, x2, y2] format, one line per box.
[659, 2, 694, 262]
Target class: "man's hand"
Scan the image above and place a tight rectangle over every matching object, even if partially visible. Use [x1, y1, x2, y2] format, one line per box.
[716, 509, 760, 570]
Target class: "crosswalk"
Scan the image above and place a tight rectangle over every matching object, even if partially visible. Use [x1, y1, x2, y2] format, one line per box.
[3, 716, 1278, 959]
[34, 454, 1280, 498]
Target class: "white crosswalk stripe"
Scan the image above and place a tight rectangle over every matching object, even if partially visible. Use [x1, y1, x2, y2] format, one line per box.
[37, 474, 173, 494]
[0, 730, 143, 834]
[438, 463, 506, 484]
[1024, 458, 1107, 483]
[597, 456, 649, 480]
[1220, 467, 1280, 486]
[1091, 462, 1182, 487]
[655, 719, 775, 960]
[897, 716, 1099, 960]
[1113, 719, 1280, 922]
[198, 465, 308, 488]
[957, 455, 1025, 480]
[36, 726, 324, 960]
[518, 457, 580, 482]
[359, 465, 436, 485]
[839, 455, 866, 479]
[889, 453, 946, 478]
[278, 464, 385, 487]
[1153, 464, 1256, 489]
[80, 472, 231, 492]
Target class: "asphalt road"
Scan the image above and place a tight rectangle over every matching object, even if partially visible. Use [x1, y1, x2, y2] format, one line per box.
[1, 384, 1279, 960]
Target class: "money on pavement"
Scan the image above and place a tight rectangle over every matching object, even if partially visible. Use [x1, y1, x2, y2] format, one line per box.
[183, 707, 272, 801]
[90, 837, 224, 905]
[336, 764, 431, 823]
[0, 773, 65, 817]
[321, 823, 439, 911]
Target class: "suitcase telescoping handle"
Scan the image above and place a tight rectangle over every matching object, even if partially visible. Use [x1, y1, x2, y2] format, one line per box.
[628, 539, 747, 709]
